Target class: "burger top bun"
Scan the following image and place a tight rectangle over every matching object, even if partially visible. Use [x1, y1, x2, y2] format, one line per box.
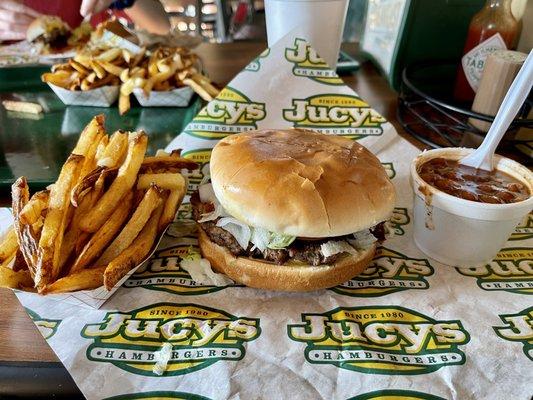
[26, 16, 70, 43]
[210, 129, 396, 238]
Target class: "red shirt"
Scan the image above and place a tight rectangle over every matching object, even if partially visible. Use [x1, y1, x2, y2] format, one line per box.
[23, 0, 130, 29]
[24, 0, 84, 28]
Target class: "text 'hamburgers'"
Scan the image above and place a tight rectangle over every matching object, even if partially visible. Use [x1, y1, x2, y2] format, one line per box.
[192, 129, 396, 291]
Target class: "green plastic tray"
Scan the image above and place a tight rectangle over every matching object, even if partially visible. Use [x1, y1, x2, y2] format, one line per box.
[0, 70, 202, 192]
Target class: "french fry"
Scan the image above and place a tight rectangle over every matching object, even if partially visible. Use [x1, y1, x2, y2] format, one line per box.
[183, 78, 214, 101]
[104, 203, 164, 290]
[191, 73, 219, 97]
[42, 266, 106, 294]
[73, 115, 104, 157]
[80, 132, 147, 233]
[36, 154, 84, 290]
[95, 134, 109, 162]
[158, 187, 186, 233]
[51, 62, 70, 72]
[12, 177, 37, 277]
[73, 52, 92, 69]
[2, 100, 43, 115]
[79, 132, 103, 182]
[60, 176, 107, 272]
[69, 59, 90, 75]
[19, 190, 49, 225]
[98, 186, 162, 265]
[95, 48, 122, 62]
[97, 130, 128, 168]
[89, 60, 106, 79]
[0, 228, 18, 265]
[137, 173, 185, 190]
[71, 192, 133, 272]
[97, 60, 125, 77]
[118, 93, 130, 116]
[122, 49, 132, 63]
[41, 71, 73, 89]
[0, 266, 34, 289]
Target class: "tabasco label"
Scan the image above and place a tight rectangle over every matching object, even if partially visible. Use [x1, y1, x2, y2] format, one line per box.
[462, 33, 506, 92]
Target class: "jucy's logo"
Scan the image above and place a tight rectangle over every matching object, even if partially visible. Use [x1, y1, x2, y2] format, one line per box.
[455, 247, 533, 294]
[287, 306, 469, 375]
[245, 48, 270, 72]
[349, 390, 447, 400]
[282, 94, 386, 139]
[493, 306, 533, 361]
[25, 307, 61, 340]
[509, 212, 533, 241]
[331, 247, 432, 297]
[180, 148, 211, 196]
[285, 38, 344, 85]
[186, 87, 266, 139]
[123, 242, 233, 296]
[390, 208, 410, 236]
[82, 303, 260, 376]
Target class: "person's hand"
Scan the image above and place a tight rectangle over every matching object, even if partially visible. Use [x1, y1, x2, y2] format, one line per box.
[80, 0, 115, 17]
[0, 0, 41, 41]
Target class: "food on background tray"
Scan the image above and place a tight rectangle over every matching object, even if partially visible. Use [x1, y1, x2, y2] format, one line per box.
[42, 45, 219, 114]
[0, 115, 197, 294]
[26, 16, 71, 53]
[418, 157, 530, 204]
[192, 129, 396, 291]
[2, 101, 43, 115]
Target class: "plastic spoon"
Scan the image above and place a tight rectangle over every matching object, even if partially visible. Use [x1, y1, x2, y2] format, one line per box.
[460, 49, 533, 171]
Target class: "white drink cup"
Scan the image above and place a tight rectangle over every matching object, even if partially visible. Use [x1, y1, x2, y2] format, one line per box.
[264, 0, 349, 69]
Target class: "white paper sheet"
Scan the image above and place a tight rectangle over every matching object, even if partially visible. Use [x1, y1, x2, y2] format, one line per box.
[10, 35, 533, 400]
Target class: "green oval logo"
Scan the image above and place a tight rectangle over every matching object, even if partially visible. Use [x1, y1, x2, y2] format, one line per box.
[288, 306, 470, 375]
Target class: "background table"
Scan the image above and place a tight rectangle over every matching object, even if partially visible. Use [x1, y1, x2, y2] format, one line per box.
[0, 41, 426, 398]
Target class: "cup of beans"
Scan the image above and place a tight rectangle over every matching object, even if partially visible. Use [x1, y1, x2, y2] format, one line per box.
[410, 148, 533, 266]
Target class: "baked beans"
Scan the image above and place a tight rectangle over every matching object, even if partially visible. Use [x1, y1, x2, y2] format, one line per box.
[418, 157, 530, 204]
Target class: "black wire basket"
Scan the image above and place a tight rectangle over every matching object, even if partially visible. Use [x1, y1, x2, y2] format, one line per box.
[398, 61, 532, 166]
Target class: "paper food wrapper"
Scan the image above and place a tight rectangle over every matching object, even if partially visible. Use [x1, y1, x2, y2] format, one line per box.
[133, 86, 194, 107]
[8, 36, 533, 400]
[48, 83, 119, 107]
[0, 210, 168, 309]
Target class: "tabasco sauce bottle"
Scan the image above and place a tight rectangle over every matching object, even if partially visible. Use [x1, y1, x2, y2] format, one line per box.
[453, 0, 519, 102]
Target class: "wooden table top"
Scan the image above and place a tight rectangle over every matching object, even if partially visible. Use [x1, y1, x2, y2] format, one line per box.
[0, 41, 426, 364]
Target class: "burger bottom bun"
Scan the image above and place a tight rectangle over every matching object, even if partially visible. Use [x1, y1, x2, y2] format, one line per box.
[198, 226, 376, 292]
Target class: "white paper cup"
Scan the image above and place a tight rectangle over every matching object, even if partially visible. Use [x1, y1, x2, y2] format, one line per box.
[264, 0, 348, 69]
[410, 148, 533, 266]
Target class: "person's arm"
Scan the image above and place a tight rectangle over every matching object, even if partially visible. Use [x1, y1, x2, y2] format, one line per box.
[80, 0, 171, 35]
[0, 0, 41, 42]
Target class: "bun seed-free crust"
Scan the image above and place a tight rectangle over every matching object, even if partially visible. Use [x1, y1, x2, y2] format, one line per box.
[210, 129, 395, 237]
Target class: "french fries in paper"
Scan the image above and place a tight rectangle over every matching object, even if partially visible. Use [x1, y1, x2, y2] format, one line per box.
[43, 45, 219, 113]
[0, 114, 198, 304]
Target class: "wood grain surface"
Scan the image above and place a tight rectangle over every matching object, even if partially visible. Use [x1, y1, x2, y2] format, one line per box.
[0, 41, 426, 363]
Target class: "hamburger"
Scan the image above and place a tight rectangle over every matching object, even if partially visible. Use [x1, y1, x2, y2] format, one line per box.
[26, 16, 71, 52]
[192, 129, 396, 291]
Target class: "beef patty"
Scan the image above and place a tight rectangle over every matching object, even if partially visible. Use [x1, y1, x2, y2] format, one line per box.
[191, 192, 384, 266]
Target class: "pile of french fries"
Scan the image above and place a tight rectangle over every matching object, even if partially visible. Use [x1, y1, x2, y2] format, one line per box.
[42, 45, 219, 115]
[0, 115, 197, 294]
